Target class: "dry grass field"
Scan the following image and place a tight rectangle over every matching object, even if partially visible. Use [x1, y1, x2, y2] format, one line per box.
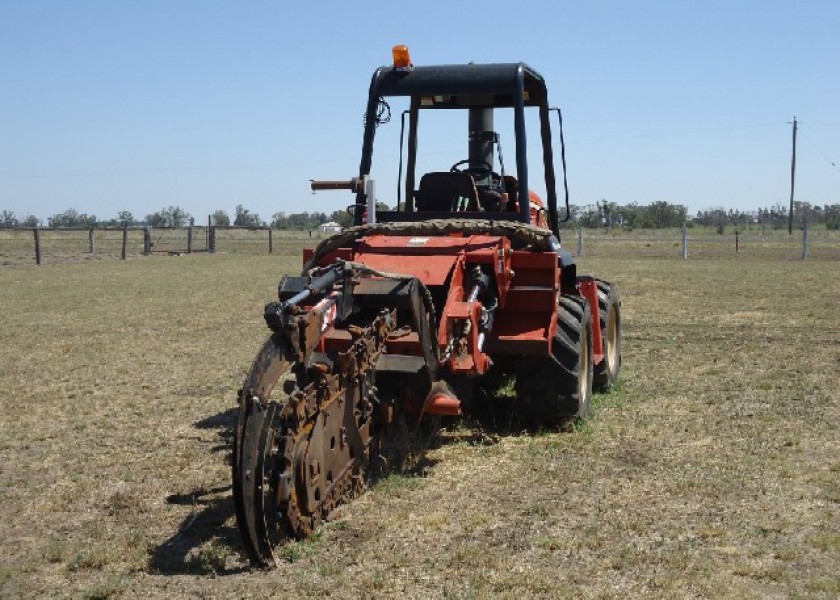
[1, 242, 838, 598]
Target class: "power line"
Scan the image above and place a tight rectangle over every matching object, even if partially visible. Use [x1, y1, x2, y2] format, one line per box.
[569, 121, 786, 145]
[798, 130, 839, 171]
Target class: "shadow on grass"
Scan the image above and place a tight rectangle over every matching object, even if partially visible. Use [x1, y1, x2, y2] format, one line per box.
[370, 382, 583, 479]
[194, 408, 237, 455]
[148, 407, 247, 576]
[462, 381, 584, 437]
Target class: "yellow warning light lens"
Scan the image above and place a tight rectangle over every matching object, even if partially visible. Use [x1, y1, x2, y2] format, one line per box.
[392, 45, 412, 69]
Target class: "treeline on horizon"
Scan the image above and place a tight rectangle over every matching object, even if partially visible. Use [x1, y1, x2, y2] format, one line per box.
[3, 200, 839, 231]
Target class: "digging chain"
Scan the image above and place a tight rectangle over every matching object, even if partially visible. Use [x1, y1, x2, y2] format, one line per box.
[271, 309, 396, 539]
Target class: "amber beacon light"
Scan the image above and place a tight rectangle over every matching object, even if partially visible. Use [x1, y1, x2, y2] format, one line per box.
[392, 44, 413, 71]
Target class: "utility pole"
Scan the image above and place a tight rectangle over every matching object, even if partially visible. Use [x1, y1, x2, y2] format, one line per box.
[788, 116, 797, 235]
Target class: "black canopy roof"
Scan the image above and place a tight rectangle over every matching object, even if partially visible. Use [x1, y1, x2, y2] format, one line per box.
[369, 62, 548, 107]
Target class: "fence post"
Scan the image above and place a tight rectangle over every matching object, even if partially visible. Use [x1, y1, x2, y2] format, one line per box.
[143, 227, 152, 254]
[88, 227, 95, 254]
[206, 215, 211, 251]
[33, 227, 42, 265]
[576, 225, 583, 256]
[801, 224, 809, 260]
[735, 230, 739, 254]
[681, 223, 688, 259]
[121, 223, 128, 260]
[187, 218, 194, 254]
[209, 226, 216, 253]
[268, 227, 273, 254]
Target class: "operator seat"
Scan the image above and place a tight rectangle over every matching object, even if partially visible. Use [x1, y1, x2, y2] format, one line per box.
[417, 172, 480, 212]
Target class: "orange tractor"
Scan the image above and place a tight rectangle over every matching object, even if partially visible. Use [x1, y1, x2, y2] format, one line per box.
[233, 46, 621, 566]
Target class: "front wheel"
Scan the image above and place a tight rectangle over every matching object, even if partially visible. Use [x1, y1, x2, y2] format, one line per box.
[515, 295, 594, 424]
[593, 280, 622, 392]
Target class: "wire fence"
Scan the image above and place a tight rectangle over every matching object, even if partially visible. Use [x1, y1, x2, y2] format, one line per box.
[561, 225, 839, 261]
[1, 224, 837, 266]
[0, 225, 334, 266]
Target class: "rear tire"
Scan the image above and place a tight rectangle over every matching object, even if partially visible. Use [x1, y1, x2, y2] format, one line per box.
[592, 280, 621, 392]
[515, 295, 594, 424]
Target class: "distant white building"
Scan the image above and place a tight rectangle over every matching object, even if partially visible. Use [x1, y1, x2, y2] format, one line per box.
[319, 221, 342, 233]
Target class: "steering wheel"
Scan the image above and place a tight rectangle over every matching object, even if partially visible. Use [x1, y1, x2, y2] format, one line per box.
[449, 159, 507, 213]
[450, 159, 494, 177]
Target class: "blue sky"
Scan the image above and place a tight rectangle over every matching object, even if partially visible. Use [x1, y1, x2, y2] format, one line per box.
[1, 0, 838, 223]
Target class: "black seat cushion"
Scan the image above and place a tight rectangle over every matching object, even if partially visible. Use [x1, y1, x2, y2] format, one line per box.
[417, 172, 479, 212]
